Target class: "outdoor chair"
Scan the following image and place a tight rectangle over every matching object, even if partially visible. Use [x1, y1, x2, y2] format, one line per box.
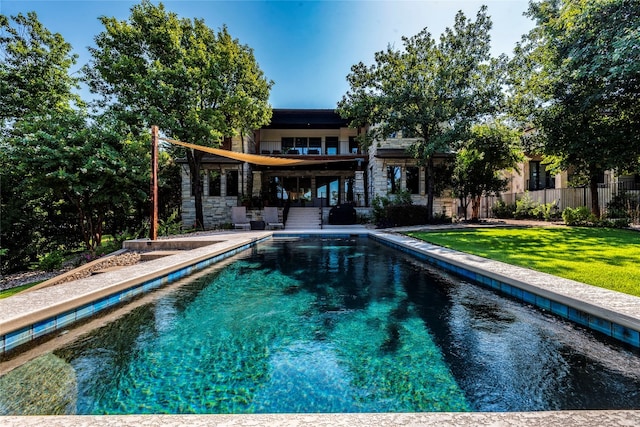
[232, 206, 251, 230]
[263, 206, 284, 230]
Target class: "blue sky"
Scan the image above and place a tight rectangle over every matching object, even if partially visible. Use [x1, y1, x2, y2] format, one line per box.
[2, 0, 534, 108]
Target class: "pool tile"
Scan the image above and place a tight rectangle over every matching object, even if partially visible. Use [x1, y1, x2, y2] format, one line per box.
[76, 304, 94, 321]
[589, 316, 612, 336]
[5, 327, 32, 351]
[568, 307, 589, 327]
[612, 324, 640, 347]
[522, 290, 537, 305]
[33, 318, 57, 338]
[56, 311, 77, 329]
[550, 301, 569, 318]
[510, 287, 524, 300]
[536, 295, 551, 311]
[94, 298, 109, 312]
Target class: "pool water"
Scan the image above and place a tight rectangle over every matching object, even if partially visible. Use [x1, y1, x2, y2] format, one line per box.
[2, 237, 640, 414]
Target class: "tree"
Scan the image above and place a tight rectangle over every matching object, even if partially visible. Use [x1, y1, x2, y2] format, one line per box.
[451, 122, 522, 221]
[1, 11, 84, 272]
[6, 110, 149, 252]
[509, 0, 640, 217]
[84, 1, 273, 229]
[338, 6, 506, 221]
[0, 12, 82, 130]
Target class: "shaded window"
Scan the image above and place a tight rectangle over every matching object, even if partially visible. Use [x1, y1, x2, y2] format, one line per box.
[349, 136, 359, 154]
[281, 137, 294, 153]
[529, 161, 555, 190]
[325, 136, 339, 155]
[387, 166, 401, 193]
[209, 170, 221, 196]
[308, 137, 321, 155]
[406, 167, 419, 194]
[226, 170, 238, 197]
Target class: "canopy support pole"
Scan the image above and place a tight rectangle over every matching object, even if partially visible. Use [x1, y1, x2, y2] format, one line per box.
[150, 125, 159, 241]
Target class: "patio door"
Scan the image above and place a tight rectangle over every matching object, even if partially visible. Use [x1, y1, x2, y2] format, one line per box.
[316, 176, 340, 207]
[284, 177, 312, 206]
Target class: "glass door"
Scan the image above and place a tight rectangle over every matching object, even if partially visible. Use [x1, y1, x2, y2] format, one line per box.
[316, 176, 340, 207]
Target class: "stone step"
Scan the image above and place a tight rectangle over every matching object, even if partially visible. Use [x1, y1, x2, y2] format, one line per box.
[139, 250, 183, 261]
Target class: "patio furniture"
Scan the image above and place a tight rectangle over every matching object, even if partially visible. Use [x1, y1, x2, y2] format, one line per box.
[232, 206, 251, 230]
[263, 207, 284, 230]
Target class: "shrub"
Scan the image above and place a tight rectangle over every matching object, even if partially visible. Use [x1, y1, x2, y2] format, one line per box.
[514, 192, 539, 219]
[533, 200, 559, 221]
[562, 206, 591, 226]
[37, 250, 64, 271]
[158, 209, 182, 236]
[493, 200, 515, 219]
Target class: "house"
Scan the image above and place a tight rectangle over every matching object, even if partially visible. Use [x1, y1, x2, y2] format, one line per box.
[492, 153, 640, 218]
[178, 109, 455, 228]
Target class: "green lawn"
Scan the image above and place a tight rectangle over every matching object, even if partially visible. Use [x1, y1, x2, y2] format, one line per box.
[0, 282, 40, 299]
[406, 227, 640, 297]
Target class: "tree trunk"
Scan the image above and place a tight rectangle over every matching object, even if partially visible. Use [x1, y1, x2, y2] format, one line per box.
[426, 156, 435, 222]
[471, 196, 481, 221]
[186, 149, 205, 230]
[589, 175, 600, 218]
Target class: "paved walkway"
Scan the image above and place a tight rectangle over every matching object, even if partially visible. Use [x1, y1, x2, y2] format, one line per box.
[1, 224, 639, 426]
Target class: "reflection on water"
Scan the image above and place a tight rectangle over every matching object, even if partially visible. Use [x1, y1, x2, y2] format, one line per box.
[1, 238, 639, 415]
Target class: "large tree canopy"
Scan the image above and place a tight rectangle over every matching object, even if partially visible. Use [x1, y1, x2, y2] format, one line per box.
[338, 6, 506, 221]
[0, 12, 82, 129]
[0, 12, 153, 273]
[509, 0, 640, 216]
[84, 0, 273, 228]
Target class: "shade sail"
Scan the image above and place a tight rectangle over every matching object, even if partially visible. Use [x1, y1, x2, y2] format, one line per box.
[160, 137, 353, 166]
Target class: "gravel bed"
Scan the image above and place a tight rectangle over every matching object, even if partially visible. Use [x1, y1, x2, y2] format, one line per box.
[0, 252, 141, 292]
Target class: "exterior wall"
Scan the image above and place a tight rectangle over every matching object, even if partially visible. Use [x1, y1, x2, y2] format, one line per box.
[181, 163, 249, 229]
[367, 137, 455, 217]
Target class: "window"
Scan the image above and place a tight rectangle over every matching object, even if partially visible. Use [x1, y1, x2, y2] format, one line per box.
[209, 170, 221, 196]
[406, 167, 419, 194]
[308, 137, 321, 155]
[325, 136, 339, 155]
[349, 136, 359, 154]
[226, 170, 238, 197]
[387, 166, 401, 193]
[529, 161, 554, 190]
[281, 137, 294, 153]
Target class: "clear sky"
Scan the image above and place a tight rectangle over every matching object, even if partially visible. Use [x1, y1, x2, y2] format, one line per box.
[2, 0, 535, 109]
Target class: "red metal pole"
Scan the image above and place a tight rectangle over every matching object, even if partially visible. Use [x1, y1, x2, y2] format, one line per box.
[150, 125, 159, 240]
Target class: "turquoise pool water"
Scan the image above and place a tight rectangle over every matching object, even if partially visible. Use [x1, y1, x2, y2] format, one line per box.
[2, 237, 640, 414]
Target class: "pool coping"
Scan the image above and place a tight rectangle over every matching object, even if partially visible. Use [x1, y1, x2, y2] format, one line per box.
[1, 226, 640, 425]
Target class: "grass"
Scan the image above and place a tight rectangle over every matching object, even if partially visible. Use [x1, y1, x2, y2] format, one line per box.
[0, 282, 41, 299]
[406, 226, 640, 297]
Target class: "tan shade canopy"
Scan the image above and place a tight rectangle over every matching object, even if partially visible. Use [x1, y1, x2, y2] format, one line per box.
[161, 137, 353, 166]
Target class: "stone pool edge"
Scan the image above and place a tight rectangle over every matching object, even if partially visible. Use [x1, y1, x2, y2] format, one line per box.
[2, 411, 640, 427]
[0, 232, 271, 355]
[370, 231, 640, 349]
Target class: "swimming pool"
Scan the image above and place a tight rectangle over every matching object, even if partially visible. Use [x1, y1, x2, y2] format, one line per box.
[1, 237, 639, 414]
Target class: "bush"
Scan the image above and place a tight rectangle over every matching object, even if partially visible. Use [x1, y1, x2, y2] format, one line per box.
[514, 192, 538, 219]
[37, 250, 65, 271]
[533, 201, 559, 221]
[562, 206, 591, 226]
[158, 209, 182, 236]
[492, 200, 515, 219]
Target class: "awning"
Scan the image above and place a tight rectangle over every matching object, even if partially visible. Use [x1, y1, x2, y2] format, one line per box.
[161, 137, 354, 166]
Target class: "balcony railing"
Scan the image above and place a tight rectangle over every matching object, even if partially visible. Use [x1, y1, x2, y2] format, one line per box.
[258, 141, 363, 156]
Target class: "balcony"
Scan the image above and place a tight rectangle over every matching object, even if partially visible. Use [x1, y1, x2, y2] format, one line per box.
[258, 140, 363, 156]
